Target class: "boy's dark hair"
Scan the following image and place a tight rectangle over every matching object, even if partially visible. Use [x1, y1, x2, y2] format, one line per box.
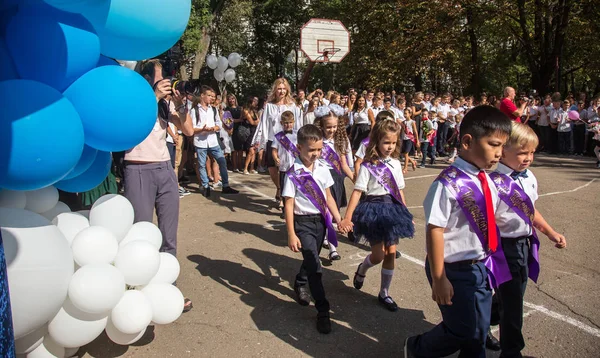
[200, 85, 214, 95]
[460, 105, 511, 140]
[297, 124, 323, 145]
[376, 110, 395, 122]
[384, 97, 392, 103]
[280, 110, 295, 123]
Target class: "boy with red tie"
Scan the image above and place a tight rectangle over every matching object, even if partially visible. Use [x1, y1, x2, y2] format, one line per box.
[488, 122, 567, 357]
[405, 106, 513, 358]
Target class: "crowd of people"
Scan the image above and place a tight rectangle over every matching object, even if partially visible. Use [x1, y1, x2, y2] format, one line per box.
[108, 62, 588, 358]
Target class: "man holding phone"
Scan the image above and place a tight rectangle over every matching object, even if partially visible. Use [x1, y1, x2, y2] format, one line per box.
[124, 59, 195, 313]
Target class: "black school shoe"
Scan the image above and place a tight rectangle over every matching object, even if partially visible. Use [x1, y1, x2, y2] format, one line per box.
[222, 186, 239, 194]
[378, 294, 398, 312]
[486, 329, 501, 351]
[316, 312, 331, 334]
[294, 285, 311, 306]
[202, 186, 211, 198]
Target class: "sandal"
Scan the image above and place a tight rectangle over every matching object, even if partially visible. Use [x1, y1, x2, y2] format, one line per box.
[328, 251, 341, 261]
[183, 298, 193, 313]
[353, 263, 365, 290]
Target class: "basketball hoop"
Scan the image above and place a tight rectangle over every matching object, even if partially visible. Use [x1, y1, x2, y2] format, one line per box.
[319, 47, 341, 62]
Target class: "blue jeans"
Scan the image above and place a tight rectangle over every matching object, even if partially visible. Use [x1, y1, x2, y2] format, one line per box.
[196, 146, 229, 189]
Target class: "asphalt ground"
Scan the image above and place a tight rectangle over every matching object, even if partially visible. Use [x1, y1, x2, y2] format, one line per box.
[82, 154, 600, 358]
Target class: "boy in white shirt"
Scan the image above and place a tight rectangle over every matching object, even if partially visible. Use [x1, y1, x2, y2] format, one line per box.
[556, 100, 573, 154]
[283, 124, 346, 334]
[272, 111, 298, 210]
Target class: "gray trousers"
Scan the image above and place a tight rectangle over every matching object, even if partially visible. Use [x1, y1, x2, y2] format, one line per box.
[124, 161, 179, 256]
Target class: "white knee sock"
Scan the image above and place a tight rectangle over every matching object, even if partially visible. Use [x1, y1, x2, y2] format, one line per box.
[379, 268, 394, 299]
[356, 254, 376, 282]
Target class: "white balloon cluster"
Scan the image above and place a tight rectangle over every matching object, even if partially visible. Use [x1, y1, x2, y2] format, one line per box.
[0, 188, 183, 357]
[206, 53, 241, 84]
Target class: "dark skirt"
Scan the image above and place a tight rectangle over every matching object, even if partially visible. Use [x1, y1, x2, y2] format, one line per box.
[351, 124, 371, 151]
[329, 169, 347, 209]
[352, 194, 414, 247]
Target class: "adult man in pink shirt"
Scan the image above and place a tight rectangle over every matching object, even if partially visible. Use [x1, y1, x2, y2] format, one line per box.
[500, 87, 527, 122]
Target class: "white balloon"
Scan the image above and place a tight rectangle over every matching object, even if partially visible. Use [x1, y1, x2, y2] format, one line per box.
[40, 202, 71, 221]
[48, 298, 108, 348]
[119, 221, 162, 250]
[224, 68, 236, 83]
[1, 208, 74, 339]
[75, 210, 90, 219]
[105, 319, 146, 346]
[63, 347, 79, 358]
[89, 194, 134, 241]
[113, 241, 160, 286]
[27, 336, 64, 358]
[117, 60, 137, 70]
[68, 264, 125, 315]
[228, 52, 241, 68]
[148, 253, 180, 285]
[25, 186, 59, 214]
[141, 284, 184, 325]
[217, 56, 229, 72]
[52, 212, 90, 246]
[0, 189, 26, 209]
[111, 290, 152, 334]
[214, 70, 224, 82]
[71, 226, 119, 266]
[15, 326, 47, 354]
[206, 54, 218, 70]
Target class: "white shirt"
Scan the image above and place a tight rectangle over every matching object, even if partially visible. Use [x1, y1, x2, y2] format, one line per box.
[448, 108, 459, 128]
[402, 119, 416, 141]
[424, 101, 432, 111]
[354, 158, 405, 196]
[537, 105, 551, 126]
[423, 157, 501, 263]
[355, 141, 367, 159]
[322, 139, 352, 171]
[528, 105, 539, 123]
[555, 109, 571, 132]
[166, 122, 176, 144]
[304, 111, 316, 126]
[366, 100, 372, 108]
[549, 107, 561, 124]
[253, 103, 302, 145]
[281, 158, 334, 215]
[353, 108, 370, 125]
[302, 99, 309, 112]
[192, 105, 220, 148]
[372, 106, 384, 118]
[437, 103, 451, 120]
[494, 163, 538, 238]
[322, 99, 330, 106]
[272, 131, 297, 172]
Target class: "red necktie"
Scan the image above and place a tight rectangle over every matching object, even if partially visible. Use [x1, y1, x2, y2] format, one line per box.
[476, 171, 498, 252]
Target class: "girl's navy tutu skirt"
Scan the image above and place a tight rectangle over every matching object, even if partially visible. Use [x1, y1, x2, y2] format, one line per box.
[352, 194, 415, 246]
[329, 169, 347, 208]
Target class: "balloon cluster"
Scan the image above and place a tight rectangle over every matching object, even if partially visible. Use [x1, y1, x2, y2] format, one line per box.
[0, 189, 183, 357]
[206, 53, 242, 84]
[0, 0, 191, 193]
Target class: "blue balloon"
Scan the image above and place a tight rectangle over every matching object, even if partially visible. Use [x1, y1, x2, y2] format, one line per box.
[0, 38, 18, 81]
[63, 145, 98, 180]
[0, 80, 84, 191]
[5, 3, 100, 91]
[0, 5, 18, 37]
[81, 0, 191, 60]
[54, 150, 111, 193]
[96, 55, 118, 67]
[63, 65, 157, 152]
[43, 0, 105, 14]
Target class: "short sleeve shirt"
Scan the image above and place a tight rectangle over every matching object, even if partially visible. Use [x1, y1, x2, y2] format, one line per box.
[354, 158, 405, 195]
[494, 163, 538, 238]
[500, 98, 519, 121]
[282, 158, 334, 215]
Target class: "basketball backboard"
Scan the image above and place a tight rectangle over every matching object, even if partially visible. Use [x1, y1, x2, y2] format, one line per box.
[300, 19, 350, 63]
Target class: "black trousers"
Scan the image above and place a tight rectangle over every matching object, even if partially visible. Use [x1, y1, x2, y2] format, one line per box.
[558, 131, 573, 154]
[294, 214, 330, 313]
[437, 121, 449, 154]
[491, 237, 530, 358]
[538, 125, 550, 152]
[573, 124, 586, 154]
[549, 127, 559, 154]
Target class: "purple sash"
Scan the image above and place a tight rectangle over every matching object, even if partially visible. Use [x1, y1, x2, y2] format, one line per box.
[363, 161, 403, 204]
[274, 131, 300, 158]
[489, 172, 541, 283]
[361, 137, 370, 147]
[222, 111, 234, 130]
[286, 166, 338, 247]
[436, 166, 511, 288]
[322, 142, 343, 176]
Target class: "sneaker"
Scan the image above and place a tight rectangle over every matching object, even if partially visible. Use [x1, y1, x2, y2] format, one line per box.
[250, 170, 258, 174]
[234, 169, 242, 173]
[417, 164, 425, 168]
[294, 285, 311, 306]
[243, 170, 250, 175]
[178, 187, 191, 196]
[212, 180, 223, 188]
[222, 186, 239, 194]
[316, 313, 331, 334]
[202, 186, 211, 198]
[258, 166, 267, 173]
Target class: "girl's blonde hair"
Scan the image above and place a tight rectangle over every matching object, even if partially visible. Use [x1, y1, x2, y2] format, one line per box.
[267, 78, 294, 104]
[506, 122, 539, 149]
[364, 120, 401, 164]
[315, 113, 350, 156]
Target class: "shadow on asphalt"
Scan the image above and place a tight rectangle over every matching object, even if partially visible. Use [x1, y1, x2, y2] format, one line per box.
[79, 326, 155, 357]
[187, 250, 434, 356]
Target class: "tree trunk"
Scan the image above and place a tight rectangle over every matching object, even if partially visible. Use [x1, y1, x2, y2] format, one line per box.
[191, 28, 211, 79]
[465, 6, 481, 96]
